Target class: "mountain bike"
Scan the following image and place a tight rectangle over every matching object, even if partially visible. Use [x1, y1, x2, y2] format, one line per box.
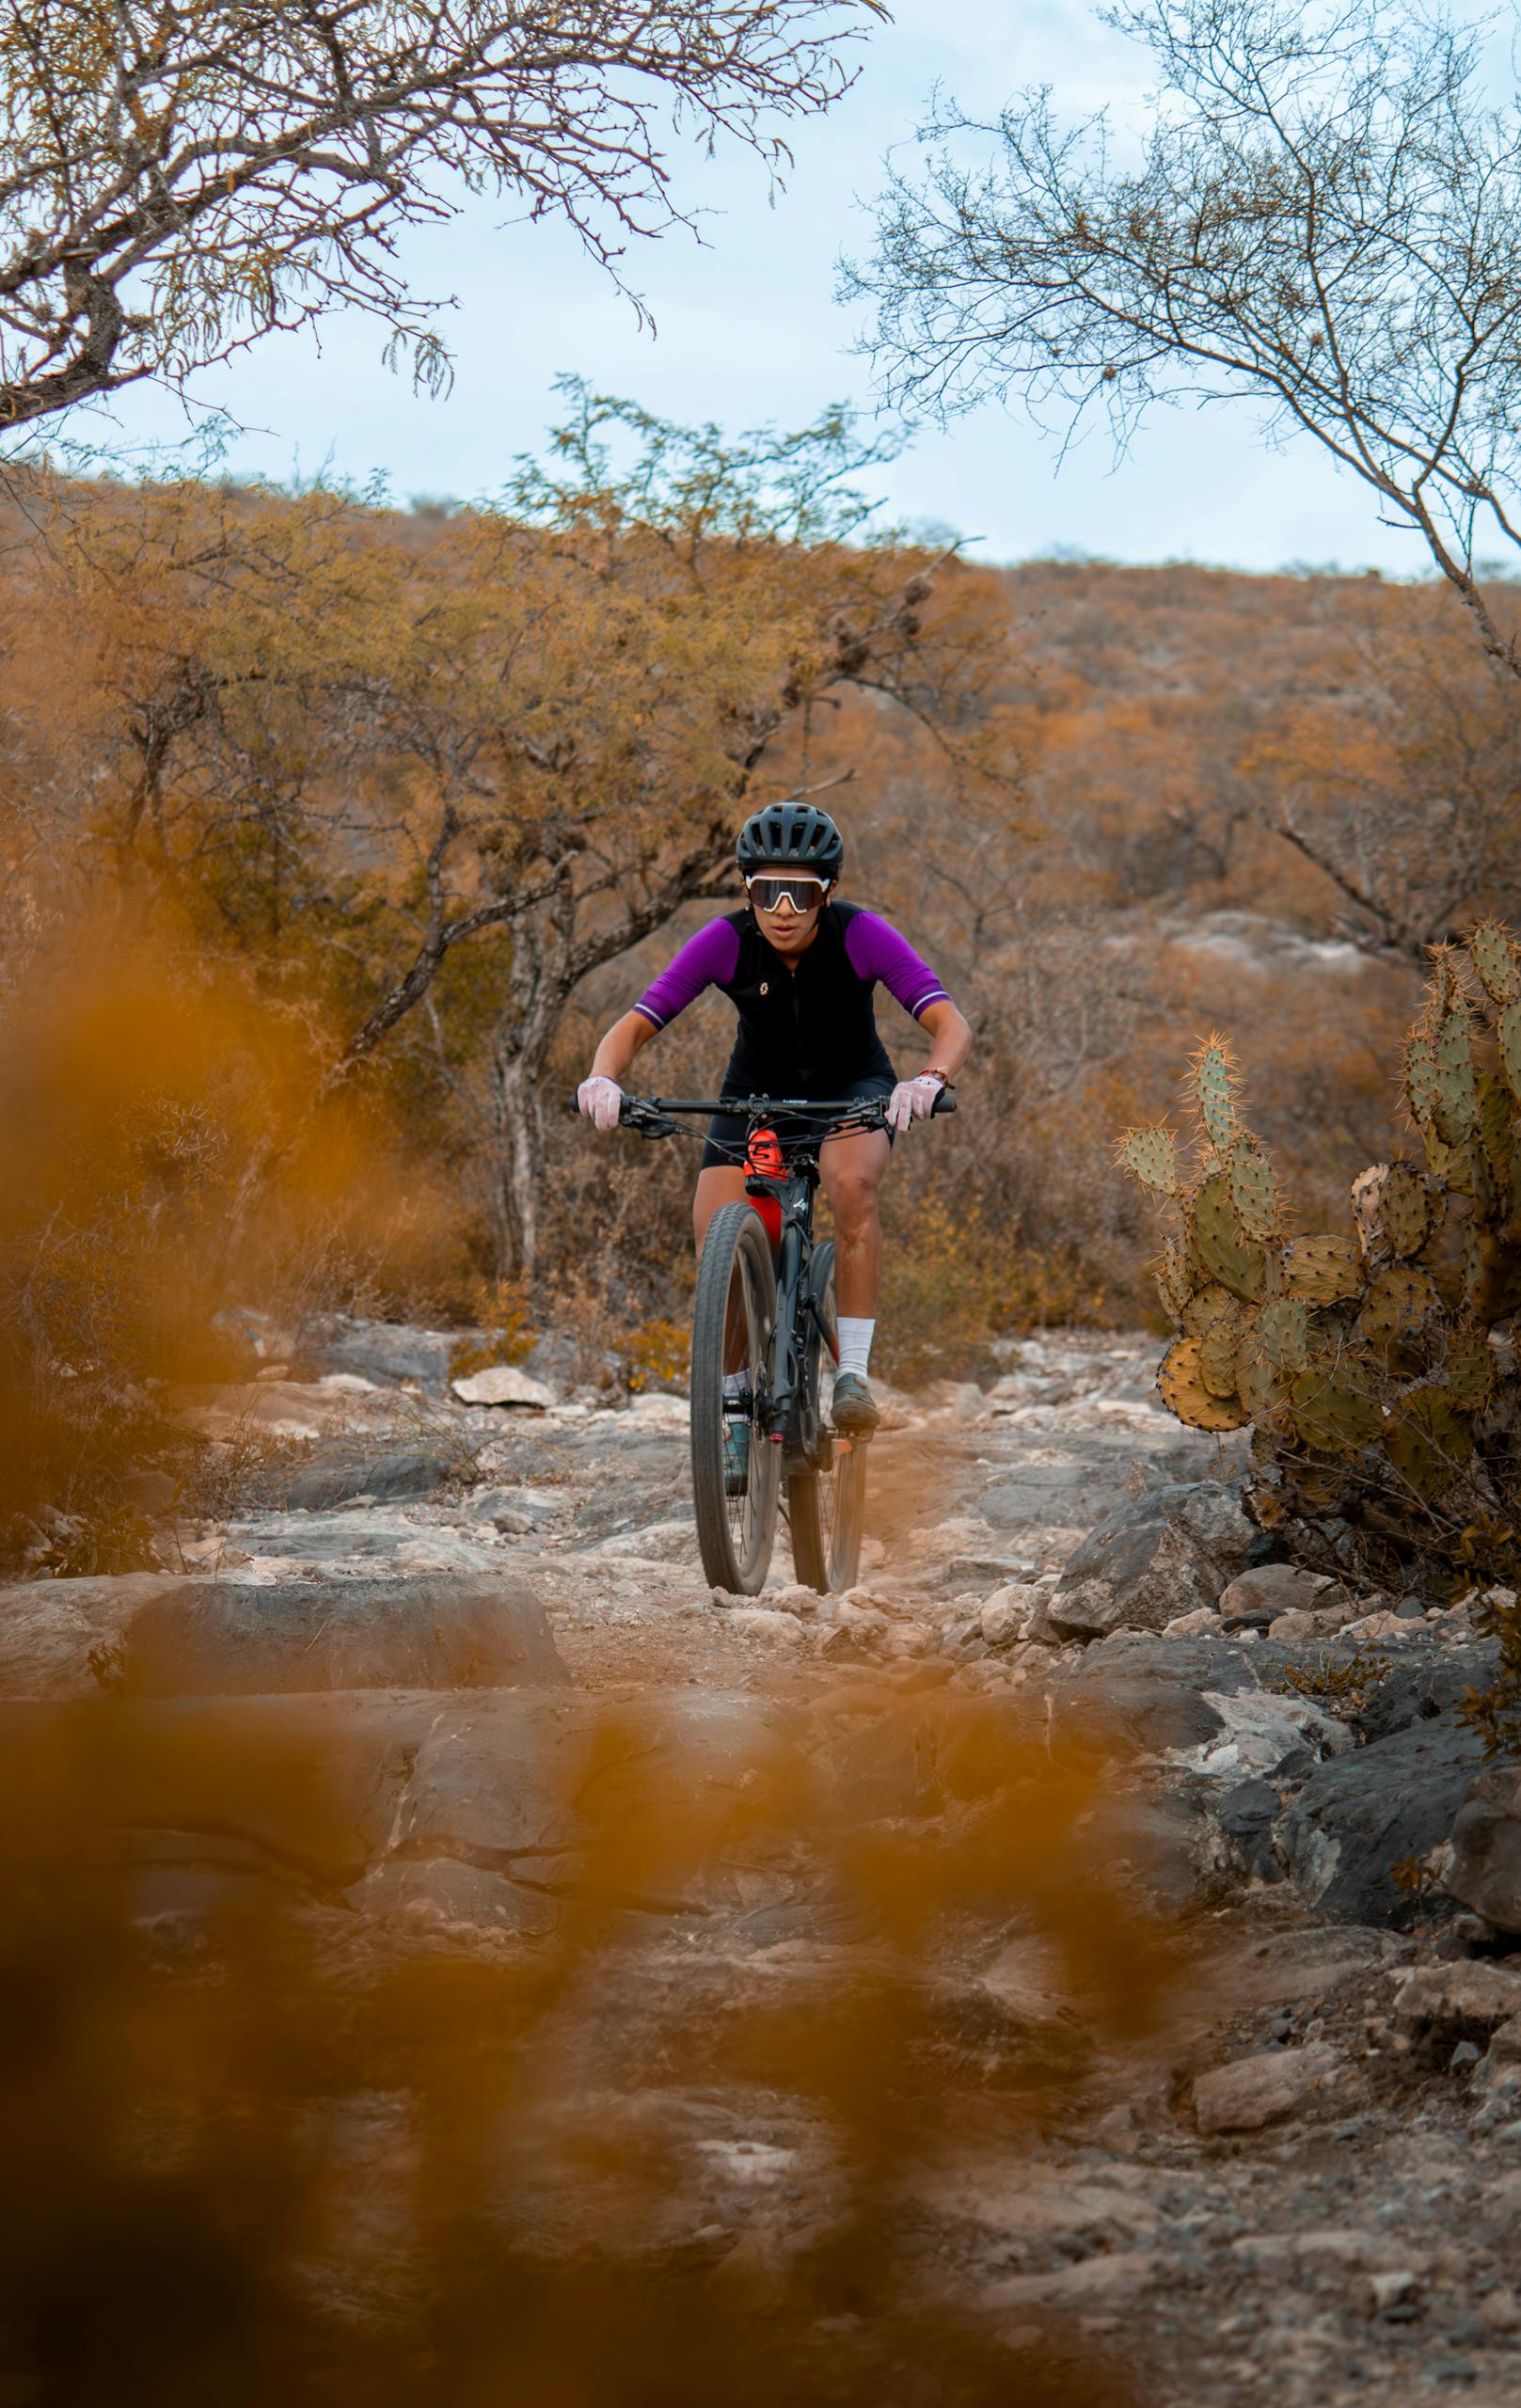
[613, 1088, 957, 1595]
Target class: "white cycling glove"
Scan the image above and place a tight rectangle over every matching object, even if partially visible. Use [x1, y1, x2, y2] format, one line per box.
[577, 1074, 623, 1133]
[887, 1072, 944, 1135]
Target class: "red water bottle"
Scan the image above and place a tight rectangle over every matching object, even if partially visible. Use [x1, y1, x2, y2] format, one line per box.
[745, 1125, 784, 1253]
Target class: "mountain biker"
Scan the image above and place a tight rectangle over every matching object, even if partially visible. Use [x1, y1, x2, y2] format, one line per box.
[575, 800, 973, 1438]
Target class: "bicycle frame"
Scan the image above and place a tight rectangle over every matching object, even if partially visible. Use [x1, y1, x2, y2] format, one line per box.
[761, 1155, 833, 1478]
[614, 1090, 895, 1474]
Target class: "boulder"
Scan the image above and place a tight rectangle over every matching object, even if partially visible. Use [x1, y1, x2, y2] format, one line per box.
[116, 1573, 567, 1696]
[451, 1366, 556, 1410]
[0, 1572, 185, 1701]
[0, 1687, 794, 1917]
[1448, 1764, 1521, 1934]
[1049, 1481, 1254, 1640]
[1392, 1962, 1521, 2044]
[302, 1316, 467, 1394]
[1280, 1712, 1486, 1925]
[1217, 1563, 1342, 1626]
[1193, 2042, 1342, 2135]
[273, 1438, 460, 1511]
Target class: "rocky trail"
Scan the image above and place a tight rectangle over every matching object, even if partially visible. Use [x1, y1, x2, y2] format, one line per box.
[12, 1324, 1521, 2403]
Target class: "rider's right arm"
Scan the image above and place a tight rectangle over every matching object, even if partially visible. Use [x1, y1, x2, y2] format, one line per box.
[590, 1010, 658, 1083]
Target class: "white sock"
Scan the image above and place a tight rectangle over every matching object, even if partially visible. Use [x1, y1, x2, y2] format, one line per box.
[836, 1317, 875, 1378]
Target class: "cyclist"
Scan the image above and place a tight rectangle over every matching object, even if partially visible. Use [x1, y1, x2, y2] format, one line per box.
[576, 800, 973, 1437]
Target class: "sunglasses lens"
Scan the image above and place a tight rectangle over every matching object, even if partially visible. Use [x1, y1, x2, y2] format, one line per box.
[751, 877, 824, 911]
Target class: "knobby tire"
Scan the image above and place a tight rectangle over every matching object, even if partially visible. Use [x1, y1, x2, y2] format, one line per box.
[787, 1238, 867, 1594]
[691, 1201, 779, 1594]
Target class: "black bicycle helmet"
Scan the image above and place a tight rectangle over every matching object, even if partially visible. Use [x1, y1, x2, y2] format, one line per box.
[736, 800, 844, 879]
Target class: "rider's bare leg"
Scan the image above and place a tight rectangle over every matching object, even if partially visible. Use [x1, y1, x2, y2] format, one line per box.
[818, 1129, 890, 1318]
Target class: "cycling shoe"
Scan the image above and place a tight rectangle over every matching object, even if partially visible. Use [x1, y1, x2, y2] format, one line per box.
[831, 1371, 879, 1434]
[723, 1413, 752, 1496]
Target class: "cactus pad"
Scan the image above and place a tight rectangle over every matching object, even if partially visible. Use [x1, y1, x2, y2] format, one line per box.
[1471, 921, 1518, 1005]
[1355, 1264, 1439, 1345]
[1237, 1337, 1286, 1420]
[1404, 1029, 1442, 1132]
[1481, 1072, 1513, 1185]
[1199, 1314, 1244, 1397]
[1228, 1141, 1282, 1242]
[1190, 1036, 1238, 1154]
[1385, 1386, 1474, 1501]
[1446, 1327, 1497, 1413]
[1157, 1336, 1248, 1431]
[1192, 1173, 1268, 1301]
[1376, 1164, 1432, 1259]
[1282, 1234, 1363, 1303]
[1288, 1368, 1382, 1455]
[1182, 1281, 1240, 1337]
[1257, 1294, 1309, 1372]
[1153, 1239, 1196, 1322]
[1120, 1123, 1180, 1195]
[1433, 1006, 1480, 1146]
[1351, 1164, 1388, 1254]
[1498, 998, 1521, 1106]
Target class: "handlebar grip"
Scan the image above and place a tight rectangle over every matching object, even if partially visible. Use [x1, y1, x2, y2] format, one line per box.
[930, 1087, 958, 1116]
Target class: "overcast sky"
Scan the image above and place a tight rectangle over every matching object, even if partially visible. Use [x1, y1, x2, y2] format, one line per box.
[80, 0, 1473, 575]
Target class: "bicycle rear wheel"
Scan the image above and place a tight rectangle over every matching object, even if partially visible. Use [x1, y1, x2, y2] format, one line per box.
[787, 1239, 867, 1594]
[691, 1201, 780, 1594]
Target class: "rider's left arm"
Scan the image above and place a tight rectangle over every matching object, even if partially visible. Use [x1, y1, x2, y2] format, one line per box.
[916, 998, 974, 1087]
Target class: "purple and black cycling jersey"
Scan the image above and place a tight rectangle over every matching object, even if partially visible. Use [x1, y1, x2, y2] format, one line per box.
[633, 902, 949, 1100]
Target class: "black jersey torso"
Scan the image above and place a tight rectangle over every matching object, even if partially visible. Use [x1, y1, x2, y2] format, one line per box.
[716, 903, 895, 1096]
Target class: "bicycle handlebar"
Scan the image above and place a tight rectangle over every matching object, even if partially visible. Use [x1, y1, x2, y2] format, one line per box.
[621, 1090, 953, 1120]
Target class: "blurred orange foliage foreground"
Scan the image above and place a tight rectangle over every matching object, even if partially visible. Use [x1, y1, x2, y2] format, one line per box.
[0, 922, 452, 1574]
[0, 1681, 1179, 2404]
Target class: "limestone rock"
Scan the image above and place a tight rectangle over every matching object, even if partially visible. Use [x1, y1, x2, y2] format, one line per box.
[1193, 2042, 1341, 2134]
[0, 1572, 186, 1701]
[1393, 1962, 1521, 2041]
[1281, 1713, 1485, 1925]
[275, 1438, 459, 1511]
[1049, 1481, 1253, 1642]
[451, 1365, 556, 1409]
[304, 1316, 469, 1393]
[980, 1586, 1041, 1647]
[1448, 1765, 1521, 1933]
[1217, 1563, 1341, 1626]
[117, 1573, 568, 1694]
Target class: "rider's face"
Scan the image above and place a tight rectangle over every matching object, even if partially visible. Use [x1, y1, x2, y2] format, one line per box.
[747, 875, 832, 952]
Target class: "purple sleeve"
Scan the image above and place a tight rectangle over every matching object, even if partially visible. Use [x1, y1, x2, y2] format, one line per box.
[844, 911, 951, 1021]
[633, 918, 740, 1031]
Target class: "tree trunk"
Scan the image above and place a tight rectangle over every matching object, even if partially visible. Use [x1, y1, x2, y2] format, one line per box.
[487, 897, 569, 1277]
[490, 1026, 551, 1276]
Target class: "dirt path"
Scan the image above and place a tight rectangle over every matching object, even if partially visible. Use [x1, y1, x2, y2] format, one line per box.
[9, 1329, 1521, 2404]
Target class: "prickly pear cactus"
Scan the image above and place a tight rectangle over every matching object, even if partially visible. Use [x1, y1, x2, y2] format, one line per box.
[1119, 932, 1521, 1601]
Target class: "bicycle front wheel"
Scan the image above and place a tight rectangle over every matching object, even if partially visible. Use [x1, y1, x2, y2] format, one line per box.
[787, 1238, 867, 1594]
[691, 1201, 780, 1594]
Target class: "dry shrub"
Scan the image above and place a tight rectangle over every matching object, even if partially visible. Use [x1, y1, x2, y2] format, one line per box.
[0, 920, 452, 1572]
[619, 1315, 691, 1392]
[878, 1193, 1105, 1386]
[0, 1682, 1178, 2403]
[447, 1275, 538, 1380]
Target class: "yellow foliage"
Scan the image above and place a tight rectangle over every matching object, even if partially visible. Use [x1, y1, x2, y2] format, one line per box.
[619, 1315, 691, 1393]
[879, 1193, 1105, 1386]
[448, 1276, 538, 1379]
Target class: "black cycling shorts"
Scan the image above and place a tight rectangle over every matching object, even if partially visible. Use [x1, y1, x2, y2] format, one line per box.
[698, 1069, 895, 1173]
